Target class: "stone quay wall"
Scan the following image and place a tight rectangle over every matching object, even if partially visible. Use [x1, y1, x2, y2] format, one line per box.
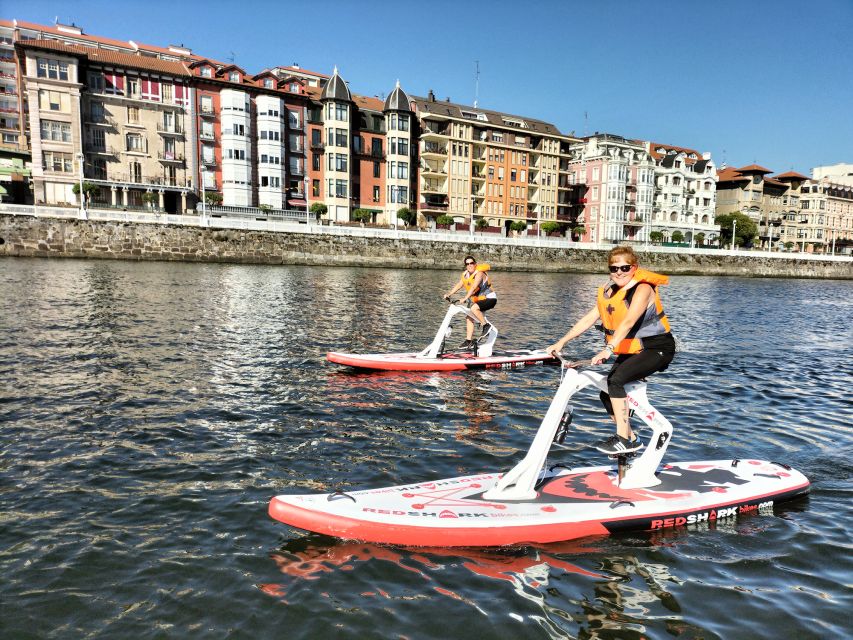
[2, 214, 852, 279]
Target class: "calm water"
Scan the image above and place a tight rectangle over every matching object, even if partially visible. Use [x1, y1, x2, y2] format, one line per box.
[1, 258, 851, 639]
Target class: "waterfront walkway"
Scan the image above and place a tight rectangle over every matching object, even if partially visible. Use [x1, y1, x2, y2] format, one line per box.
[1, 203, 850, 264]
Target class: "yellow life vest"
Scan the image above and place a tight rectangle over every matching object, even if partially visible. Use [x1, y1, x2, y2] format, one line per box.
[596, 268, 671, 354]
[462, 264, 495, 302]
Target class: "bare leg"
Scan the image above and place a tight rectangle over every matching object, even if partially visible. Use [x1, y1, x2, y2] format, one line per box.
[466, 317, 475, 340]
[610, 397, 633, 440]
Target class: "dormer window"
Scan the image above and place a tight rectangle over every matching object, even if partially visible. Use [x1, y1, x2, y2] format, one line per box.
[264, 78, 274, 88]
[200, 67, 212, 78]
[230, 72, 240, 82]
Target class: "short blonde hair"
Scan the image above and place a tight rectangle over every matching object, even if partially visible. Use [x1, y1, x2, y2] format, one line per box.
[608, 246, 639, 265]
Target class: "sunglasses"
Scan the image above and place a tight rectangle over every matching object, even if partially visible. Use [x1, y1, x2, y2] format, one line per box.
[608, 264, 634, 274]
[465, 261, 476, 266]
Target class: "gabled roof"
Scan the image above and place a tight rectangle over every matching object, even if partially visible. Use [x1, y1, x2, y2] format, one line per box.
[773, 171, 810, 181]
[384, 80, 411, 112]
[17, 39, 191, 77]
[649, 142, 702, 164]
[321, 67, 351, 101]
[717, 167, 751, 183]
[411, 95, 566, 137]
[737, 164, 772, 174]
[218, 64, 247, 76]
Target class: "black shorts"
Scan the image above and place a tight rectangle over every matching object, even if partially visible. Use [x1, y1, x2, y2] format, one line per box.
[471, 297, 497, 313]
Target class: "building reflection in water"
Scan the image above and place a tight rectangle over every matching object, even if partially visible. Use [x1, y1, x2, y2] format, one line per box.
[262, 532, 700, 637]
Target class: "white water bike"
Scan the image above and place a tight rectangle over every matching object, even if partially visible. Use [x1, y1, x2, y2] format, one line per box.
[327, 299, 556, 371]
[270, 358, 809, 546]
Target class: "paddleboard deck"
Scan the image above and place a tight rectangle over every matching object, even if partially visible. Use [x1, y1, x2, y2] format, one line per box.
[327, 349, 556, 371]
[268, 459, 810, 547]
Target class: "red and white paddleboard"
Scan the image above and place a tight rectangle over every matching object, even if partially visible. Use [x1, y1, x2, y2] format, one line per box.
[327, 349, 555, 371]
[327, 301, 556, 371]
[270, 366, 809, 547]
[268, 459, 809, 547]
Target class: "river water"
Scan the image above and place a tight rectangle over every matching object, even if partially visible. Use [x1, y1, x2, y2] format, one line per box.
[1, 258, 851, 639]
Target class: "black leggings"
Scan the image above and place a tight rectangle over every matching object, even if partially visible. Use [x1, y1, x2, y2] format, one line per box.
[599, 345, 674, 415]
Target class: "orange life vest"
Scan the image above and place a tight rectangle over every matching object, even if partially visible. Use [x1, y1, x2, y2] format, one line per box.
[462, 264, 496, 303]
[596, 268, 671, 354]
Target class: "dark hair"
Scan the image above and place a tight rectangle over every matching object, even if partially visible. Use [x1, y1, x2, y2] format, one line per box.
[464, 255, 476, 264]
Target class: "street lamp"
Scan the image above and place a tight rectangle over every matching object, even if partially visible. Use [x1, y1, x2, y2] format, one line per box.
[200, 165, 206, 225]
[732, 218, 737, 251]
[77, 152, 86, 219]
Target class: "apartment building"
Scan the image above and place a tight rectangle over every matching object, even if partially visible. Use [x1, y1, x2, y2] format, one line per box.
[411, 91, 580, 231]
[647, 143, 718, 245]
[19, 38, 195, 210]
[564, 134, 654, 244]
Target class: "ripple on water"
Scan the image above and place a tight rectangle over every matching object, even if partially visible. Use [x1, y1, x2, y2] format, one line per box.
[1, 261, 851, 639]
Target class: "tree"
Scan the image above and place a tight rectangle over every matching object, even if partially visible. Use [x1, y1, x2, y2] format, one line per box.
[784, 241, 795, 250]
[715, 211, 757, 248]
[475, 217, 489, 230]
[141, 192, 158, 209]
[649, 231, 664, 244]
[510, 220, 527, 233]
[671, 230, 684, 243]
[258, 204, 273, 212]
[396, 207, 415, 227]
[572, 225, 586, 239]
[695, 232, 706, 246]
[540, 221, 561, 235]
[352, 208, 371, 223]
[204, 192, 223, 206]
[71, 181, 99, 207]
[309, 202, 327, 216]
[435, 214, 454, 226]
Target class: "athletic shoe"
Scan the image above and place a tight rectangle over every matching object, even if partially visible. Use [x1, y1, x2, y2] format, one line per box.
[481, 323, 492, 336]
[594, 434, 643, 455]
[458, 339, 474, 350]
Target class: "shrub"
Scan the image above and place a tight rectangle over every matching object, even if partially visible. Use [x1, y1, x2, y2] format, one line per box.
[695, 232, 706, 246]
[671, 230, 684, 243]
[572, 225, 586, 238]
[309, 202, 328, 216]
[435, 214, 454, 225]
[204, 192, 223, 206]
[397, 207, 416, 227]
[510, 220, 527, 232]
[540, 221, 561, 235]
[258, 204, 273, 212]
[649, 231, 664, 244]
[475, 217, 489, 229]
[352, 208, 372, 223]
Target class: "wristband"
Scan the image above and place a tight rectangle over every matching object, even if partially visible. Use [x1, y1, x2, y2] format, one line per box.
[604, 343, 615, 352]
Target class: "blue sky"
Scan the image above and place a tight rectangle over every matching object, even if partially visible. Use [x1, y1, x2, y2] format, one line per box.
[9, 0, 853, 174]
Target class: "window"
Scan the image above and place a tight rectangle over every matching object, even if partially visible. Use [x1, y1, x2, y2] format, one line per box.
[373, 161, 380, 178]
[327, 179, 347, 197]
[130, 161, 142, 183]
[89, 128, 105, 149]
[388, 185, 408, 203]
[335, 103, 347, 121]
[43, 151, 73, 172]
[373, 186, 380, 202]
[126, 133, 144, 152]
[397, 162, 408, 179]
[230, 72, 240, 82]
[37, 58, 70, 81]
[312, 179, 320, 197]
[311, 129, 321, 145]
[327, 153, 347, 172]
[371, 138, 383, 157]
[127, 105, 139, 123]
[511, 169, 517, 182]
[312, 153, 320, 171]
[88, 72, 104, 93]
[161, 83, 173, 104]
[264, 78, 274, 88]
[226, 148, 246, 160]
[493, 132, 503, 143]
[127, 77, 139, 97]
[200, 66, 212, 78]
[39, 90, 69, 112]
[200, 95, 213, 113]
[91, 157, 107, 180]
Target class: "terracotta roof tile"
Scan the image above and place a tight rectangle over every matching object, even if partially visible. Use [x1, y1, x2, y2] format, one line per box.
[18, 39, 191, 76]
[716, 167, 750, 182]
[648, 141, 703, 165]
[773, 171, 810, 181]
[737, 163, 772, 174]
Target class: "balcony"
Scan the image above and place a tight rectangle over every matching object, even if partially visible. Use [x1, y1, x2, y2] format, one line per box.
[199, 131, 215, 141]
[422, 143, 446, 156]
[200, 106, 215, 118]
[310, 141, 325, 152]
[289, 145, 305, 155]
[156, 123, 184, 136]
[84, 144, 119, 156]
[201, 157, 217, 167]
[157, 151, 185, 163]
[421, 165, 446, 176]
[421, 199, 448, 210]
[87, 115, 116, 127]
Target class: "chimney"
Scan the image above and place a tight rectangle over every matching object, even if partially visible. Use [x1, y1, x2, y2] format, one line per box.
[428, 89, 435, 102]
[292, 63, 300, 69]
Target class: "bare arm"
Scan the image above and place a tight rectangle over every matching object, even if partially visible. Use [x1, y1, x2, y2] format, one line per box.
[445, 275, 466, 299]
[547, 305, 600, 354]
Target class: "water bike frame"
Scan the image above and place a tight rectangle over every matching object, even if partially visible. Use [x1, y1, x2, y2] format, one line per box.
[483, 364, 673, 499]
[418, 300, 498, 358]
